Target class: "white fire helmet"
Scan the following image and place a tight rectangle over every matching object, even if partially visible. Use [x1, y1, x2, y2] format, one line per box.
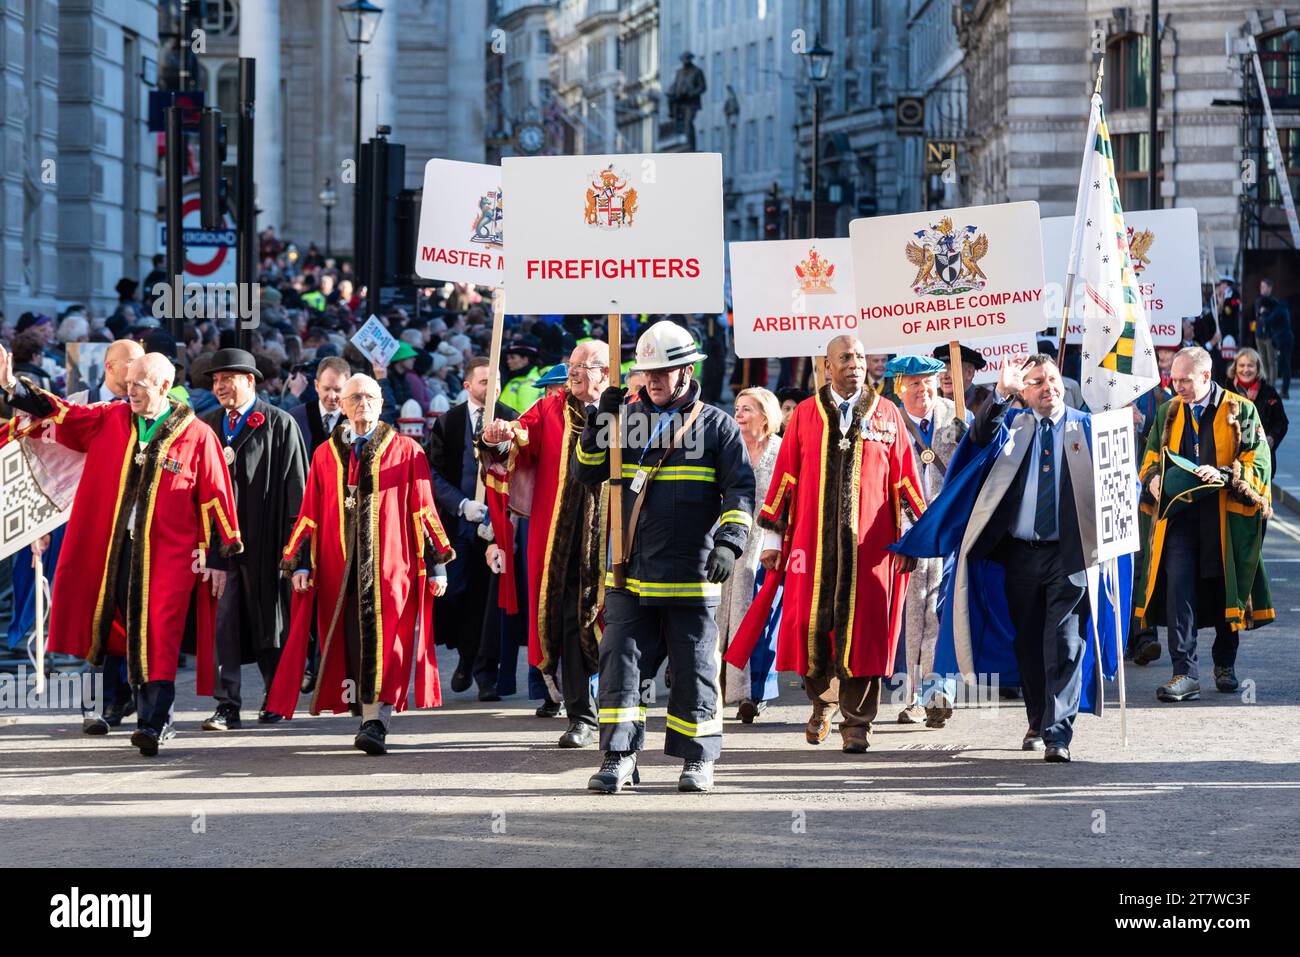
[628, 320, 707, 373]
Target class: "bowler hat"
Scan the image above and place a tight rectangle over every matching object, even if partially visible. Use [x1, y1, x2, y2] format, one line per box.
[207, 347, 263, 380]
[932, 343, 987, 371]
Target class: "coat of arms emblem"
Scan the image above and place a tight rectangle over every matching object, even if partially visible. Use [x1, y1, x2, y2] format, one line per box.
[583, 166, 638, 229]
[1126, 226, 1154, 274]
[470, 189, 503, 247]
[794, 247, 835, 294]
[905, 216, 989, 296]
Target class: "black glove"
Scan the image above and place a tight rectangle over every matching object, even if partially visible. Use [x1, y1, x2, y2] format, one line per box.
[705, 543, 738, 584]
[597, 385, 627, 418]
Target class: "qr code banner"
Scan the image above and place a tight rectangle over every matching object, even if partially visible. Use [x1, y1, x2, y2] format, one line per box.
[0, 438, 70, 561]
[1090, 408, 1140, 563]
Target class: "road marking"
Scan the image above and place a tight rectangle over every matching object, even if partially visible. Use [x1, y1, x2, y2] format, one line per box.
[1266, 516, 1300, 544]
[995, 782, 1027, 788]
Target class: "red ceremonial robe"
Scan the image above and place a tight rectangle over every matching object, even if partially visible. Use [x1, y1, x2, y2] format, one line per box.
[10, 394, 241, 689]
[268, 422, 455, 717]
[757, 387, 926, 679]
[484, 390, 605, 673]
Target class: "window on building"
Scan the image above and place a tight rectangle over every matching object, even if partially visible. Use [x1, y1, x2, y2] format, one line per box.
[1260, 31, 1300, 99]
[765, 37, 774, 89]
[1112, 131, 1164, 210]
[1263, 127, 1300, 207]
[589, 37, 605, 74]
[746, 42, 757, 93]
[713, 52, 723, 98]
[622, 33, 636, 75]
[539, 30, 552, 55]
[745, 119, 757, 171]
[764, 116, 775, 168]
[1104, 34, 1149, 112]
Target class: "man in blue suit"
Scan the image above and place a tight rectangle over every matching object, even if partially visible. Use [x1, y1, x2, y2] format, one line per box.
[937, 354, 1108, 763]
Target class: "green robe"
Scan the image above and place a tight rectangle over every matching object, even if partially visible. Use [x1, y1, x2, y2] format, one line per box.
[1135, 388, 1273, 632]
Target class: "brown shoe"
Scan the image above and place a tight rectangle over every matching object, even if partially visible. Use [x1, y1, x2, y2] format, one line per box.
[925, 696, 953, 729]
[804, 702, 837, 744]
[841, 727, 870, 754]
[897, 704, 926, 724]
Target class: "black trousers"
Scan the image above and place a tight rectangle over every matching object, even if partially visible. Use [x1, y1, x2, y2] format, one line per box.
[597, 589, 721, 761]
[1162, 520, 1238, 680]
[115, 538, 176, 733]
[135, 681, 175, 735]
[999, 540, 1087, 748]
[437, 536, 497, 688]
[213, 568, 282, 710]
[558, 564, 596, 728]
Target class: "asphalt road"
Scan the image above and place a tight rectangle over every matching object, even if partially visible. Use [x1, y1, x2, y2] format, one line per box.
[2, 515, 1297, 868]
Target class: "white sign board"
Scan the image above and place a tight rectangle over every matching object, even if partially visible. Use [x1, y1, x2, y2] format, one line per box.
[1090, 408, 1141, 563]
[502, 153, 724, 314]
[730, 238, 858, 358]
[891, 332, 1042, 386]
[415, 159, 505, 287]
[351, 315, 400, 368]
[1041, 207, 1199, 346]
[66, 343, 110, 397]
[848, 201, 1047, 350]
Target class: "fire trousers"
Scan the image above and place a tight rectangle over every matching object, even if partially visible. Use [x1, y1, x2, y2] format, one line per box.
[597, 588, 722, 761]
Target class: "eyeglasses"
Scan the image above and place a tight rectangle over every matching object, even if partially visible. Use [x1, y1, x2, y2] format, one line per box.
[342, 393, 381, 406]
[568, 364, 608, 377]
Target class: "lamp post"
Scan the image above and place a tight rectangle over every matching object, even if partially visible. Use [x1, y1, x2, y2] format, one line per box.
[802, 38, 833, 239]
[319, 178, 339, 259]
[338, 0, 384, 195]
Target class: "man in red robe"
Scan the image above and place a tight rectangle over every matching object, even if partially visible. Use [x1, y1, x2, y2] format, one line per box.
[481, 340, 610, 749]
[268, 374, 454, 756]
[0, 348, 242, 757]
[758, 334, 926, 753]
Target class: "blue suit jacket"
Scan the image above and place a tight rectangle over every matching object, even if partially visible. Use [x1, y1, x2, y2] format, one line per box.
[894, 401, 1125, 715]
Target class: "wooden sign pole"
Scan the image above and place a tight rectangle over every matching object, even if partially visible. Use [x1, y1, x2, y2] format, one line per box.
[476, 287, 508, 503]
[33, 550, 46, 696]
[948, 340, 967, 422]
[606, 311, 626, 588]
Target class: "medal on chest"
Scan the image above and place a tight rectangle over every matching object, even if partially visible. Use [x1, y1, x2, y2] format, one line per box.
[134, 450, 146, 466]
[223, 445, 236, 465]
[920, 448, 936, 465]
[838, 436, 851, 451]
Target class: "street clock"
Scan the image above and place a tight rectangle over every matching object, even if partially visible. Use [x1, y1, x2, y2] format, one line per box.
[515, 121, 545, 155]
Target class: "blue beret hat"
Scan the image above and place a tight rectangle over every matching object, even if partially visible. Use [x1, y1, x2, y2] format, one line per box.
[536, 363, 569, 387]
[885, 354, 947, 378]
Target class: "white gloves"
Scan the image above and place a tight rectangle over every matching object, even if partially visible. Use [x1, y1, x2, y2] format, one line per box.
[459, 498, 489, 523]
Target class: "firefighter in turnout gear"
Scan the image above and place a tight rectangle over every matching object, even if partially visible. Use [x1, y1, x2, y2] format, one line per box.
[573, 320, 756, 793]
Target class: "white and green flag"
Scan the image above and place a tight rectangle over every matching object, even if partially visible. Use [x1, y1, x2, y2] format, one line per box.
[1068, 94, 1160, 412]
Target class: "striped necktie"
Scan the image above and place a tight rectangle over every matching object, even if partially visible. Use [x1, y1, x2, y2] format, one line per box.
[1033, 417, 1057, 540]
